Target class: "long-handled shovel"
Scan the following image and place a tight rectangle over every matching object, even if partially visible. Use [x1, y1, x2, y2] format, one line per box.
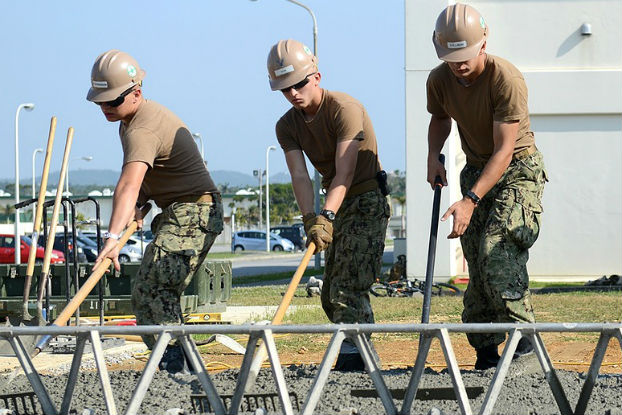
[32, 219, 143, 357]
[421, 153, 445, 324]
[0, 118, 58, 357]
[244, 242, 316, 393]
[21, 117, 57, 322]
[35, 127, 74, 325]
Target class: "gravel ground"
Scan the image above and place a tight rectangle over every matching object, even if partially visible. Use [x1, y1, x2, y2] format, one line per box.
[1, 354, 621, 415]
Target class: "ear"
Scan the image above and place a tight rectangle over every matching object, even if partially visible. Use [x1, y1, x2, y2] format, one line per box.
[480, 41, 487, 55]
[314, 72, 322, 85]
[132, 88, 143, 102]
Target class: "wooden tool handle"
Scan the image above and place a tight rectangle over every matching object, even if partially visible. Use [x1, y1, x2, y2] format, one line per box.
[53, 221, 138, 327]
[41, 127, 74, 275]
[271, 242, 315, 324]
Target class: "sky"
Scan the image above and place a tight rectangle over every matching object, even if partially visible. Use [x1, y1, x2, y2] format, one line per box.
[1, 0, 405, 184]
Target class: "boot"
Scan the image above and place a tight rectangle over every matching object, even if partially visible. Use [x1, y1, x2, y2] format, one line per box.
[334, 353, 365, 371]
[474, 344, 500, 370]
[513, 337, 534, 359]
[333, 339, 366, 371]
[158, 345, 193, 374]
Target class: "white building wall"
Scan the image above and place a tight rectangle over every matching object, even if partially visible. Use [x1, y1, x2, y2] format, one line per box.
[405, 0, 622, 280]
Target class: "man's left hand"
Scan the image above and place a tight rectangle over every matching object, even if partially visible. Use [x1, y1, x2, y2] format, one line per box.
[306, 215, 333, 253]
[441, 197, 476, 239]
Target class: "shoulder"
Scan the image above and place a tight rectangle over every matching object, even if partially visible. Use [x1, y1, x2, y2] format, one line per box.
[487, 55, 526, 85]
[427, 62, 451, 84]
[323, 91, 366, 120]
[276, 107, 298, 131]
[325, 90, 364, 109]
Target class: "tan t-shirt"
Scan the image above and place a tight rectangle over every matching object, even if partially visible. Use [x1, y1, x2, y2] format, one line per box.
[426, 54, 535, 166]
[275, 90, 381, 190]
[119, 100, 217, 208]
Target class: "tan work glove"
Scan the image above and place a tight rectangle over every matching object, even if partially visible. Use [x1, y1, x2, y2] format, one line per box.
[302, 213, 316, 235]
[306, 215, 333, 253]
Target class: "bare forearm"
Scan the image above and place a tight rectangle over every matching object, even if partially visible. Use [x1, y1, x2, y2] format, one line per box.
[471, 121, 518, 198]
[108, 183, 140, 234]
[291, 174, 315, 215]
[427, 116, 451, 159]
[324, 170, 354, 213]
[470, 150, 512, 198]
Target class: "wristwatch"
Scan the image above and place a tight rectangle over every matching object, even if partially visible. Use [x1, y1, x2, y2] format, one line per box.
[102, 231, 121, 241]
[465, 190, 481, 206]
[319, 209, 336, 222]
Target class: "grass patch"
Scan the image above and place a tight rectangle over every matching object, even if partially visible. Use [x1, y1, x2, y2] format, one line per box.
[221, 282, 621, 358]
[233, 267, 325, 286]
[229, 283, 621, 324]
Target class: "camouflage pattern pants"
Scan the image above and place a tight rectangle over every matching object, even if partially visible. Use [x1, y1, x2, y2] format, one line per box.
[460, 151, 547, 349]
[321, 189, 390, 325]
[132, 200, 223, 349]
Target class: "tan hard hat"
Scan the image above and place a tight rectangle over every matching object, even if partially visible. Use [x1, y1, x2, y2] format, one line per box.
[433, 3, 488, 62]
[86, 50, 146, 102]
[267, 39, 317, 91]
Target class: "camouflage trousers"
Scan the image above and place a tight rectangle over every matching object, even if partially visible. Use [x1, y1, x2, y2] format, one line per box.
[460, 150, 547, 349]
[132, 200, 223, 349]
[321, 189, 390, 325]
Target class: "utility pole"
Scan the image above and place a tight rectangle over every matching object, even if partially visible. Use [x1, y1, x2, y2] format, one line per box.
[253, 169, 263, 229]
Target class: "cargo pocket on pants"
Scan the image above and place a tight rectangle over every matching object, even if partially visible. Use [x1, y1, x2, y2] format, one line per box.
[508, 188, 542, 250]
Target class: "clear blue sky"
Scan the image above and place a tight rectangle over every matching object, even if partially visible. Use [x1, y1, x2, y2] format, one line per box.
[1, 0, 405, 184]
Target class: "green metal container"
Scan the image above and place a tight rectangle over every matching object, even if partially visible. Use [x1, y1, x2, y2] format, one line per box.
[0, 260, 232, 320]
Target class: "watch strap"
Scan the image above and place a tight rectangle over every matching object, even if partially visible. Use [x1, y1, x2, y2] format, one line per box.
[465, 190, 481, 206]
[103, 231, 122, 241]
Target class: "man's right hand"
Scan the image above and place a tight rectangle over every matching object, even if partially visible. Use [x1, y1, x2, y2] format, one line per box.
[427, 155, 448, 189]
[93, 238, 121, 272]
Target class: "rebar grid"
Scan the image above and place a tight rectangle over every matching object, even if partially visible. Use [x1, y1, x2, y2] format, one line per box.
[1, 322, 621, 415]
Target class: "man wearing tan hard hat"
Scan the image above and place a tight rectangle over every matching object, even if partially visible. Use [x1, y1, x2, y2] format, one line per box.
[426, 4, 547, 370]
[268, 39, 390, 371]
[87, 49, 223, 374]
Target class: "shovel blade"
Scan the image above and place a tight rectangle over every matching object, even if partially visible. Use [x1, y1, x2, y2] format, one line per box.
[0, 315, 44, 357]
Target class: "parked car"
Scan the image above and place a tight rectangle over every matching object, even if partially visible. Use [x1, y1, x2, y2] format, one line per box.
[231, 231, 295, 252]
[270, 225, 306, 251]
[37, 234, 88, 263]
[0, 234, 65, 264]
[78, 233, 143, 263]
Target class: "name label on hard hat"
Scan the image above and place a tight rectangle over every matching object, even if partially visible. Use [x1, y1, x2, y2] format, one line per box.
[92, 80, 108, 88]
[274, 65, 295, 77]
[447, 41, 467, 49]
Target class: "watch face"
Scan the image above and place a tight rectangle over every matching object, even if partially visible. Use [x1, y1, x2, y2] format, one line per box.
[321, 210, 335, 221]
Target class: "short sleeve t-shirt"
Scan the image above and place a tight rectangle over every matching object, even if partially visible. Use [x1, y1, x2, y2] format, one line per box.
[275, 90, 381, 190]
[119, 100, 217, 208]
[426, 54, 535, 166]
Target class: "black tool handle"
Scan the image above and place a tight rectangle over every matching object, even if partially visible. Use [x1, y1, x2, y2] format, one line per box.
[421, 153, 445, 324]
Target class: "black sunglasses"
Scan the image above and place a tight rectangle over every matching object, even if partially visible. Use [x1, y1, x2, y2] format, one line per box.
[280, 73, 315, 93]
[96, 86, 136, 107]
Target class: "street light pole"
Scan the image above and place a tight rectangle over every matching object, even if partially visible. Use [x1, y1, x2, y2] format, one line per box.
[285, 0, 321, 268]
[192, 132, 205, 165]
[32, 148, 44, 220]
[253, 168, 263, 229]
[265, 145, 276, 251]
[65, 156, 93, 196]
[14, 102, 35, 264]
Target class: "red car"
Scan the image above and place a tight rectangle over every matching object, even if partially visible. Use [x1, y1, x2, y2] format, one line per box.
[0, 234, 65, 264]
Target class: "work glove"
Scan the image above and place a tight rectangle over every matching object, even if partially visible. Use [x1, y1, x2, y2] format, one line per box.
[302, 213, 316, 235]
[306, 215, 333, 253]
